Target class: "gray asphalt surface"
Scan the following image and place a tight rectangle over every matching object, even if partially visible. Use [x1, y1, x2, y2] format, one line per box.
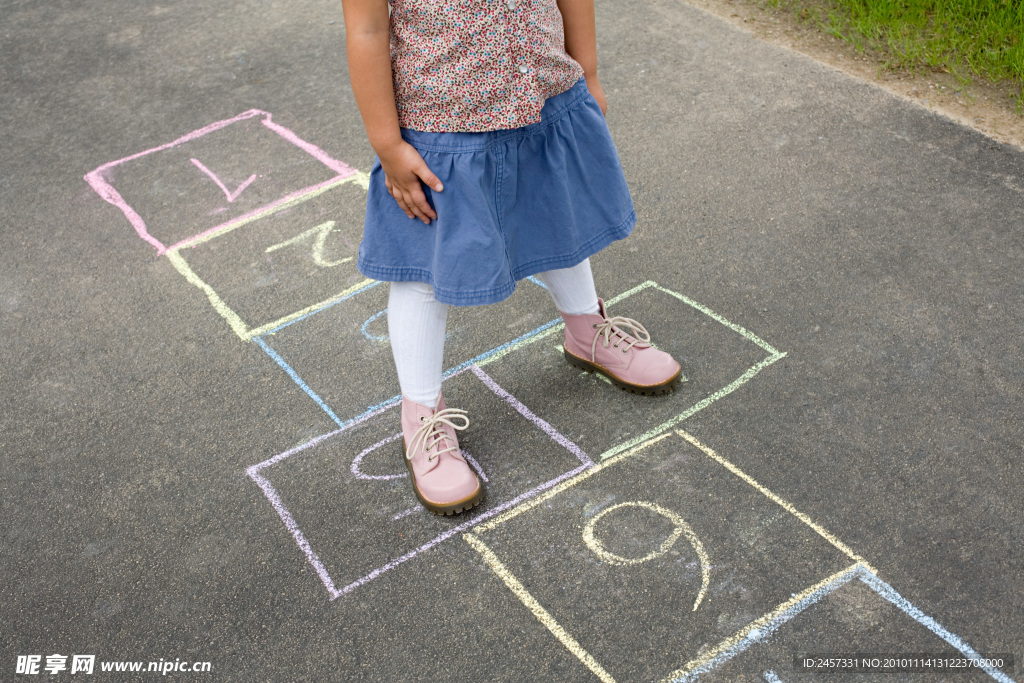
[2, 0, 1022, 681]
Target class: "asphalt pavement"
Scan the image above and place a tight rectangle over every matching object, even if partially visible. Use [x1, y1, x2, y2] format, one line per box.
[2, 0, 1022, 680]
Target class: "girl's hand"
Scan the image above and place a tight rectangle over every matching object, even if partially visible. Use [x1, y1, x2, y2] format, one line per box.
[585, 75, 608, 116]
[377, 140, 443, 224]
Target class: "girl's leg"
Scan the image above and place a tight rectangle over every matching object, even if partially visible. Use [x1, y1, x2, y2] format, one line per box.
[535, 258, 600, 315]
[387, 280, 447, 408]
[387, 281, 483, 514]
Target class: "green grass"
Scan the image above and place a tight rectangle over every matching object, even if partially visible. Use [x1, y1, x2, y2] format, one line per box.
[762, 0, 1024, 109]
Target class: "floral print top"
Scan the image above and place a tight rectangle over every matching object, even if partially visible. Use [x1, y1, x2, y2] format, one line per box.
[389, 0, 585, 132]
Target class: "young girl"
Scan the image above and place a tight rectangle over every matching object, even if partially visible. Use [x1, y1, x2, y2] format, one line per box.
[341, 0, 683, 515]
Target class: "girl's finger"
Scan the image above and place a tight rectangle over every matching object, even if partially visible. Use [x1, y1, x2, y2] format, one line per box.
[414, 164, 443, 193]
[393, 194, 414, 219]
[411, 190, 437, 222]
[404, 189, 433, 224]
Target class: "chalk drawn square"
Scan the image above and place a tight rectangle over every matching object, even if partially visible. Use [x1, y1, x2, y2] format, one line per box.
[474, 282, 786, 462]
[468, 432, 1014, 683]
[249, 364, 592, 599]
[167, 176, 372, 340]
[258, 278, 558, 428]
[84, 110, 356, 254]
[467, 433, 856, 683]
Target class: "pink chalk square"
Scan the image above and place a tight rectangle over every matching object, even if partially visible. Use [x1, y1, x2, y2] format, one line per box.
[84, 110, 356, 255]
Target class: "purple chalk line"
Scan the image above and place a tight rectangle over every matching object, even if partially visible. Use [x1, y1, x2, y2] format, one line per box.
[333, 463, 590, 598]
[248, 468, 340, 597]
[351, 432, 405, 481]
[392, 508, 419, 521]
[83, 109, 355, 255]
[461, 449, 489, 483]
[470, 364, 594, 468]
[247, 401, 395, 476]
[248, 363, 595, 600]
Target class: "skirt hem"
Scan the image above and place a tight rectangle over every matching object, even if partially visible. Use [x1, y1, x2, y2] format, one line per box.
[358, 209, 635, 306]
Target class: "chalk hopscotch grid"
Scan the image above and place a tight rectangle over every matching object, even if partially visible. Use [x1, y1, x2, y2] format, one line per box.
[247, 280, 786, 602]
[465, 431, 1016, 683]
[91, 113, 1012, 682]
[84, 109, 358, 255]
[246, 363, 592, 599]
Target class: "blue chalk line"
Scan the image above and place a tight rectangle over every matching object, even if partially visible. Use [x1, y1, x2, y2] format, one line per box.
[254, 336, 346, 428]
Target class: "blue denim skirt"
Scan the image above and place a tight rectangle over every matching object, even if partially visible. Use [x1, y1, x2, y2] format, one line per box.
[357, 79, 635, 306]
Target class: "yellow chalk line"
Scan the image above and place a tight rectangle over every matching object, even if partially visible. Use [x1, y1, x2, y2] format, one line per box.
[175, 171, 369, 251]
[167, 245, 376, 341]
[166, 248, 252, 339]
[475, 432, 674, 534]
[464, 532, 617, 683]
[598, 350, 786, 461]
[246, 278, 378, 340]
[676, 429, 876, 573]
[650, 283, 783, 357]
[165, 171, 373, 341]
[265, 220, 353, 267]
[659, 562, 866, 683]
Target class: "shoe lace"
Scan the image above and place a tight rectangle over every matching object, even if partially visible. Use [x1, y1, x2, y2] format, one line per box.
[407, 408, 470, 463]
[590, 315, 652, 361]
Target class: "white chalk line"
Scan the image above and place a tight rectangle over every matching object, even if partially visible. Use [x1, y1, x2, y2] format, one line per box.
[350, 433, 405, 481]
[662, 563, 866, 682]
[857, 572, 1017, 683]
[461, 449, 489, 483]
[246, 468, 340, 598]
[470, 364, 594, 468]
[335, 464, 589, 598]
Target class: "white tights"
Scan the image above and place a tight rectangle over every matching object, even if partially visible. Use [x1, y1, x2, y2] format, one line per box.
[387, 259, 600, 408]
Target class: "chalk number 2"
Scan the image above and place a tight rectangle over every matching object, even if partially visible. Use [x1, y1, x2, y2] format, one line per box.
[265, 221, 351, 267]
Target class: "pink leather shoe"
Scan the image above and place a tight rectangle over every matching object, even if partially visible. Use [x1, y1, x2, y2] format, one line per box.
[401, 393, 483, 515]
[561, 299, 684, 395]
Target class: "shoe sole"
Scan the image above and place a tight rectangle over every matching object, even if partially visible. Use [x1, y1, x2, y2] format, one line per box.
[564, 349, 685, 395]
[402, 442, 485, 516]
